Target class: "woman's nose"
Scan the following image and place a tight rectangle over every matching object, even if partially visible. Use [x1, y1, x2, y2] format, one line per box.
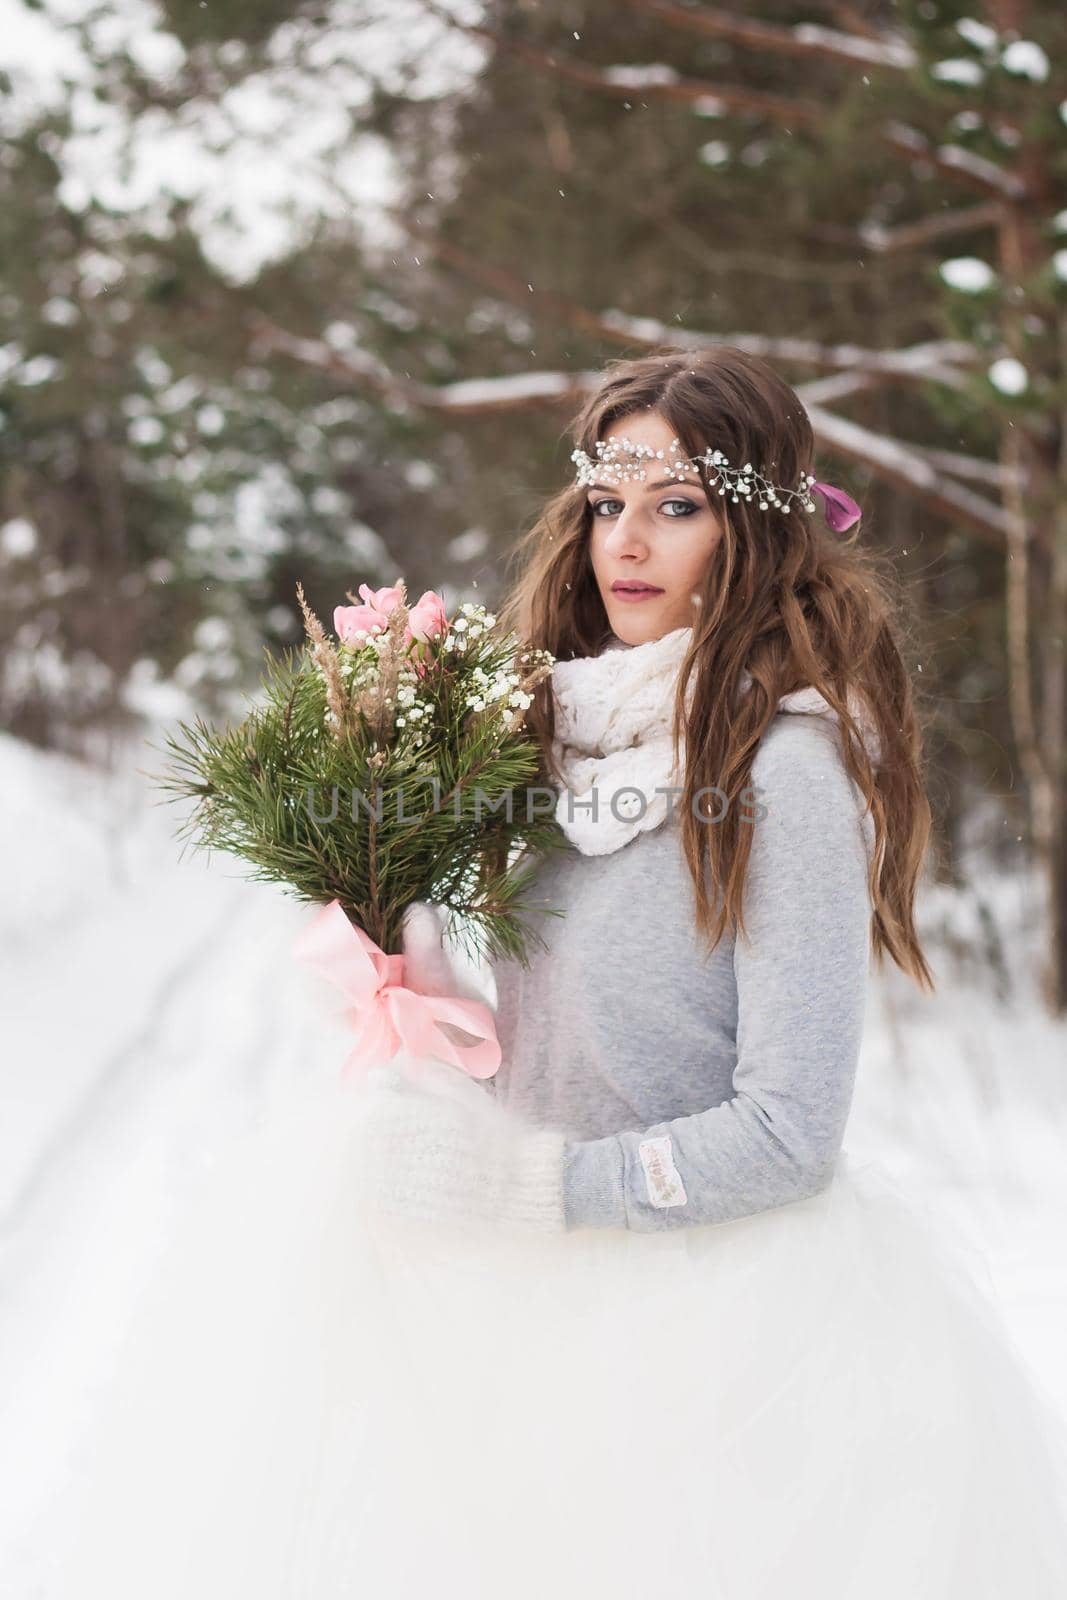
[603, 506, 647, 553]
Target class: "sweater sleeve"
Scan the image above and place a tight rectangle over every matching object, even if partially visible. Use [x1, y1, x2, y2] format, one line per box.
[560, 716, 874, 1232]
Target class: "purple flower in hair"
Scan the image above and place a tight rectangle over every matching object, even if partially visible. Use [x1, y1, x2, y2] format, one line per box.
[811, 481, 862, 532]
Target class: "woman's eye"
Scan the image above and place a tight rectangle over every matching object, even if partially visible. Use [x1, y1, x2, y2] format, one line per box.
[589, 498, 699, 518]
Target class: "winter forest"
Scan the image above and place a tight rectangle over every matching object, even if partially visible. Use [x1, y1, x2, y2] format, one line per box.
[2, 0, 1067, 1586]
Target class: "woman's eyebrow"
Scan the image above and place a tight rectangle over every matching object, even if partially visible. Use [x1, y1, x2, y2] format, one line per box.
[586, 476, 691, 494]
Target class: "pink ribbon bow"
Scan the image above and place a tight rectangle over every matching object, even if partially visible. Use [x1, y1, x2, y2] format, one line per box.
[293, 899, 501, 1081]
[811, 480, 862, 532]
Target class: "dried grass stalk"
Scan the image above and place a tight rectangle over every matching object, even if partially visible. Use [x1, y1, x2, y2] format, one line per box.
[297, 582, 351, 740]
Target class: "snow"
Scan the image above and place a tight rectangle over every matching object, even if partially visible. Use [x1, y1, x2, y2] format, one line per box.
[0, 731, 368, 1585]
[602, 64, 680, 88]
[437, 371, 579, 406]
[1054, 250, 1067, 284]
[935, 140, 1025, 198]
[1000, 40, 1050, 82]
[2, 0, 489, 283]
[447, 526, 491, 562]
[0, 518, 38, 558]
[939, 255, 996, 292]
[791, 23, 915, 70]
[988, 356, 1029, 395]
[1, 730, 1066, 1589]
[932, 58, 985, 87]
[955, 18, 998, 54]
[126, 414, 164, 447]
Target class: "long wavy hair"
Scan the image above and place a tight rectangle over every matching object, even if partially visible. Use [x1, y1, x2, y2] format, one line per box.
[495, 345, 935, 991]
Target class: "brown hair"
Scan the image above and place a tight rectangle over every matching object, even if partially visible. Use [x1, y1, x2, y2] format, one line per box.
[496, 345, 935, 991]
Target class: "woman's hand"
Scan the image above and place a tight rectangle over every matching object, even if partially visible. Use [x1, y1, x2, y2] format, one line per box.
[354, 1067, 567, 1234]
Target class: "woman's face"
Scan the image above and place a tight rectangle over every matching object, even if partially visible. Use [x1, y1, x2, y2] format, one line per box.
[586, 411, 723, 646]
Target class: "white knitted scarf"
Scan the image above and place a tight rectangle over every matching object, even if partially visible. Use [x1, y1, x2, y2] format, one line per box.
[549, 626, 881, 857]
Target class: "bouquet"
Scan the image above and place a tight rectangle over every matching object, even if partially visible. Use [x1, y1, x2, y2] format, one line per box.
[158, 578, 569, 1080]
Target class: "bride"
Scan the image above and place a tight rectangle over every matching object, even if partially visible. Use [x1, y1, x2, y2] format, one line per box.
[34, 346, 1067, 1596]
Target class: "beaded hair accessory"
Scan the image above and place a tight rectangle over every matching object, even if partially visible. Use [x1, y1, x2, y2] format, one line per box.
[571, 436, 862, 532]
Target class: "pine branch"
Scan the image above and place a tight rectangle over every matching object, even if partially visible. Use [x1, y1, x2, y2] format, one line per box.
[156, 594, 568, 964]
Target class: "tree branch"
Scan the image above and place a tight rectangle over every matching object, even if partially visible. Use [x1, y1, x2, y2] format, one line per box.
[247, 315, 588, 416]
[416, 1, 822, 124]
[882, 122, 1027, 201]
[857, 200, 1007, 255]
[251, 312, 1007, 544]
[804, 400, 1012, 545]
[389, 220, 978, 390]
[620, 0, 917, 72]
[414, 3, 1029, 203]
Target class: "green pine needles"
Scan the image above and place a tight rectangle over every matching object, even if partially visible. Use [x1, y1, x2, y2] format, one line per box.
[156, 579, 571, 966]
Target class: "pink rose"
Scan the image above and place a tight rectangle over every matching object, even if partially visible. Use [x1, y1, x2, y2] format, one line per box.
[357, 581, 405, 614]
[407, 590, 448, 643]
[333, 577, 407, 644]
[334, 603, 389, 644]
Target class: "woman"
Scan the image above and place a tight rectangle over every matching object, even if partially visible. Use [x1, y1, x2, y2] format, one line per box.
[35, 348, 1067, 1597]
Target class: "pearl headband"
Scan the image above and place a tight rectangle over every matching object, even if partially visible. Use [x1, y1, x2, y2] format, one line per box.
[571, 436, 862, 532]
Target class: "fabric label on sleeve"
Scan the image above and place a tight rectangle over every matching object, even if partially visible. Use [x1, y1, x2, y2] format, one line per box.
[638, 1135, 688, 1208]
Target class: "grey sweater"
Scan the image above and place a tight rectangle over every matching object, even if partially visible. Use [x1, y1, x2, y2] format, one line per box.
[488, 711, 876, 1232]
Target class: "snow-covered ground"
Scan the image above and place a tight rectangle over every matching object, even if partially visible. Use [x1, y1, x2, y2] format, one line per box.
[1, 728, 1066, 1590]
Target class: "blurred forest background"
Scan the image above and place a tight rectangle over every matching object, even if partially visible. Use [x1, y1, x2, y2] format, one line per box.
[1, 0, 1066, 1004]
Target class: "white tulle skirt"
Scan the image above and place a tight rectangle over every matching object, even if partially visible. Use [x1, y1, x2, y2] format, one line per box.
[26, 1056, 1067, 1599]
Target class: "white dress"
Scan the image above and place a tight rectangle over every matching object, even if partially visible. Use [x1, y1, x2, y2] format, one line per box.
[20, 1049, 1067, 1600]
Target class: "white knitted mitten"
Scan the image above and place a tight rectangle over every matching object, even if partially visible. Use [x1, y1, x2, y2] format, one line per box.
[400, 900, 491, 1006]
[355, 1068, 567, 1233]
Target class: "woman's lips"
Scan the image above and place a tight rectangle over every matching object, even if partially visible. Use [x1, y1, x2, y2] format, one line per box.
[611, 583, 664, 603]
